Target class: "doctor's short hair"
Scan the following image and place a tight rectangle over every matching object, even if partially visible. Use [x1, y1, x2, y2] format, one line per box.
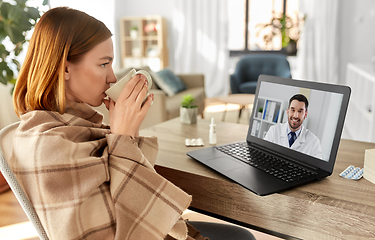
[289, 94, 309, 110]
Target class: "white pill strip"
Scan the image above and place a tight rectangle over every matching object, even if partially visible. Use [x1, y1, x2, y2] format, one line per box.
[339, 165, 364, 180]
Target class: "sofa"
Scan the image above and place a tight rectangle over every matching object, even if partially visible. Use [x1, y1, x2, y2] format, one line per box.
[95, 67, 206, 129]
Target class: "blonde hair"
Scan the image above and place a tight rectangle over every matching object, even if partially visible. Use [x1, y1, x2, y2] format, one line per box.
[13, 7, 112, 116]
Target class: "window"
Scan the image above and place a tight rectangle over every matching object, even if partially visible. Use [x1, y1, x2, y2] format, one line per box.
[228, 0, 301, 56]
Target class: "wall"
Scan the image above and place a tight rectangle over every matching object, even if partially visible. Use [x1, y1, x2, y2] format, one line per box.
[50, 0, 115, 34]
[49, 0, 116, 64]
[339, 0, 375, 84]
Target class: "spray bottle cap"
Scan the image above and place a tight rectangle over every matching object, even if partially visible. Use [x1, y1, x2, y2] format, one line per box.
[210, 117, 216, 127]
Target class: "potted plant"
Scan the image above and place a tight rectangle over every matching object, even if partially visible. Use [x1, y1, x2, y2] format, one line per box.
[180, 94, 198, 124]
[255, 12, 305, 55]
[257, 107, 263, 118]
[0, 0, 47, 93]
[130, 25, 138, 39]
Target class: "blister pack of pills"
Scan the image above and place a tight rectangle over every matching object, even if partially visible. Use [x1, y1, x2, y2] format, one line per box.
[185, 138, 204, 147]
[339, 165, 364, 180]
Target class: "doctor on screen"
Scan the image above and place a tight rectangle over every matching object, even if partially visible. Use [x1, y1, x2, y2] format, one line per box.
[264, 94, 323, 159]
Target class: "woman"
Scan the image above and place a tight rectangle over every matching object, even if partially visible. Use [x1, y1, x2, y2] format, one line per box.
[12, 6, 197, 240]
[11, 7, 254, 240]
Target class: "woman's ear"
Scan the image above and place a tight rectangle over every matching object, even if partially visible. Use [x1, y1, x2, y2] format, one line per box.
[64, 62, 71, 81]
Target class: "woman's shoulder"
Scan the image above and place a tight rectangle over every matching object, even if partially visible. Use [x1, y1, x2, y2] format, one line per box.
[19, 110, 68, 132]
[18, 109, 109, 138]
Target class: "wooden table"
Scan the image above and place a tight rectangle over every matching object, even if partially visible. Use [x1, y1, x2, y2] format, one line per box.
[218, 94, 255, 122]
[140, 117, 375, 240]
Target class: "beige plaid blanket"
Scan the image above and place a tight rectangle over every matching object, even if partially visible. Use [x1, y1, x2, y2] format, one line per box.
[9, 103, 193, 240]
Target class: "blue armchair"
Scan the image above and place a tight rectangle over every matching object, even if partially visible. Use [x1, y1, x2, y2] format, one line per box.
[230, 53, 292, 94]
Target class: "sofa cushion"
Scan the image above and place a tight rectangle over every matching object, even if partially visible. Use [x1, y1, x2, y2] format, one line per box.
[155, 69, 187, 97]
[166, 87, 205, 119]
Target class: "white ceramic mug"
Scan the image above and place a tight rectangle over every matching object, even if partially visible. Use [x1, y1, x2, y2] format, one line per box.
[105, 69, 152, 102]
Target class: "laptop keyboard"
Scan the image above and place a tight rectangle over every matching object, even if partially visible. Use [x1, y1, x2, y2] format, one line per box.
[216, 142, 317, 182]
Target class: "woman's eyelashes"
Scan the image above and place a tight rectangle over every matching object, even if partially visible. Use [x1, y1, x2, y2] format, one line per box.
[100, 62, 110, 68]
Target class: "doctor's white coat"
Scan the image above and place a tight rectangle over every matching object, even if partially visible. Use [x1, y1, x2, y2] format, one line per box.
[264, 122, 323, 159]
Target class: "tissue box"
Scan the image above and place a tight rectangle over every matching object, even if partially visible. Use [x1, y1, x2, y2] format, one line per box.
[364, 149, 375, 184]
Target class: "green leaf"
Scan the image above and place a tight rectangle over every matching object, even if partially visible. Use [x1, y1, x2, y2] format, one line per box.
[26, 7, 40, 21]
[0, 23, 7, 42]
[0, 75, 8, 85]
[4, 24, 24, 44]
[0, 43, 6, 52]
[7, 4, 23, 22]
[0, 44, 10, 60]
[5, 67, 14, 81]
[17, 14, 33, 31]
[14, 42, 24, 56]
[0, 61, 14, 80]
[12, 58, 21, 71]
[0, 3, 11, 20]
[0, 61, 10, 84]
[42, 0, 49, 6]
[9, 78, 17, 85]
[3, 24, 13, 41]
[181, 94, 197, 108]
[15, 0, 28, 6]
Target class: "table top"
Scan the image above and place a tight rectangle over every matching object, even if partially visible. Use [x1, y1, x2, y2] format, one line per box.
[140, 117, 375, 240]
[218, 94, 255, 106]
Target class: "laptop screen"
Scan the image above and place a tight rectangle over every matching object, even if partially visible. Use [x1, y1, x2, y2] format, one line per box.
[247, 75, 351, 171]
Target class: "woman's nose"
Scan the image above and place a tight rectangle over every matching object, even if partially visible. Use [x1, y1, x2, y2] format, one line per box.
[108, 68, 117, 83]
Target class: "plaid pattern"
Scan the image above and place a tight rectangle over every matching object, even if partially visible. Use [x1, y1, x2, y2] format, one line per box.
[9, 103, 192, 240]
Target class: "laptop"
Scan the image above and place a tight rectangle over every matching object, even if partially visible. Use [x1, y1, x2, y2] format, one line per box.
[187, 75, 351, 196]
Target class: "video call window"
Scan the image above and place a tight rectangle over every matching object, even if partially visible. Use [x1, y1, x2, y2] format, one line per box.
[250, 81, 343, 162]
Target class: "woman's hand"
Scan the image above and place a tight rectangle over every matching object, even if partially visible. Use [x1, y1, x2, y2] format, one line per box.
[103, 74, 154, 137]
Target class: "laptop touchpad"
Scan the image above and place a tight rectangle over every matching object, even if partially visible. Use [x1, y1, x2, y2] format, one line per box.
[207, 157, 244, 171]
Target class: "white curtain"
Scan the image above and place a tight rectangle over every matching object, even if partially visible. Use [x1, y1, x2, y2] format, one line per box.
[0, 84, 19, 129]
[295, 0, 339, 84]
[172, 0, 230, 97]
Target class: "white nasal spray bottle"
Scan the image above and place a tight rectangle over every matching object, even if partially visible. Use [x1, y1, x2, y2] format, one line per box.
[209, 117, 217, 145]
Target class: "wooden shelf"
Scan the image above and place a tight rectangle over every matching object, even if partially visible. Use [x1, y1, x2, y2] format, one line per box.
[120, 16, 168, 71]
[251, 97, 285, 138]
